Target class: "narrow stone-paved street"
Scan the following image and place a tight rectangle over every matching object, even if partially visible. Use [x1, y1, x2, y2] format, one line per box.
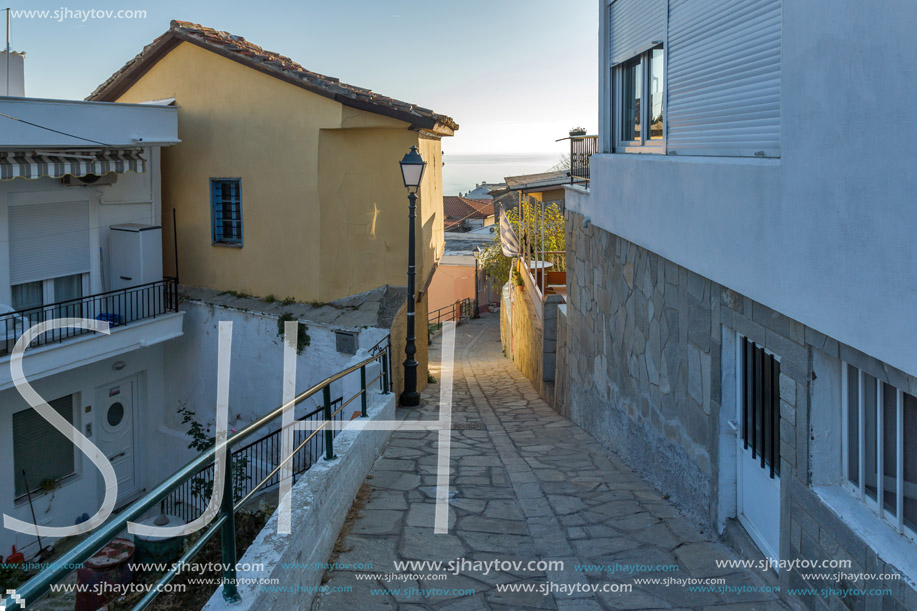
[313, 314, 789, 610]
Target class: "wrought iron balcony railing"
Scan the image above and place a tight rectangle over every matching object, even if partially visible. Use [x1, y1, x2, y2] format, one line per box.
[0, 277, 179, 354]
[569, 134, 598, 185]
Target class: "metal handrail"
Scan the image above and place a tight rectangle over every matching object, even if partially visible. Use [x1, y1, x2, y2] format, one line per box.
[4, 339, 392, 610]
[161, 396, 344, 523]
[428, 298, 476, 336]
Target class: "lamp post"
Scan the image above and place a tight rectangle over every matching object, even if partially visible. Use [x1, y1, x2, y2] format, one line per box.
[399, 146, 426, 407]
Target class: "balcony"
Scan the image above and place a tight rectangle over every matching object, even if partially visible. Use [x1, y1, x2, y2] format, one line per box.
[568, 134, 598, 187]
[0, 278, 183, 389]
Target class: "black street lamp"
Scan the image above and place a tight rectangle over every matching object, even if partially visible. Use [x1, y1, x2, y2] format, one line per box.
[399, 145, 426, 407]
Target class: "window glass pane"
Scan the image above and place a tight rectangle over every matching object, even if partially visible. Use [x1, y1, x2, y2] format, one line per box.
[864, 373, 878, 500]
[883, 384, 898, 516]
[53, 274, 83, 318]
[11, 281, 43, 311]
[847, 364, 859, 486]
[622, 56, 642, 142]
[13, 395, 75, 497]
[649, 48, 664, 139]
[904, 392, 917, 532]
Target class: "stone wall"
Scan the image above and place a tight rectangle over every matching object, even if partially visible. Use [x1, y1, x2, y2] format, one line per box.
[553, 304, 569, 418]
[565, 210, 724, 527]
[564, 209, 917, 608]
[503, 280, 543, 392]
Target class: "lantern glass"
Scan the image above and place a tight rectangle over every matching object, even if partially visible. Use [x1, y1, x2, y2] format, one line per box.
[399, 146, 426, 188]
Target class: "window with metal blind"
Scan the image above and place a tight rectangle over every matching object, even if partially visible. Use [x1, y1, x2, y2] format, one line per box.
[210, 178, 243, 245]
[843, 364, 917, 542]
[666, 0, 782, 157]
[13, 395, 76, 497]
[741, 338, 781, 478]
[8, 200, 90, 285]
[608, 0, 666, 67]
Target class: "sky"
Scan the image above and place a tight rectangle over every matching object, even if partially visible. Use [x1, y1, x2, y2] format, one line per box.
[4, 0, 598, 155]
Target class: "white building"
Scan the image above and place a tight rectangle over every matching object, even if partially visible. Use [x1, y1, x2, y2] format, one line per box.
[0, 93, 182, 556]
[561, 1, 917, 608]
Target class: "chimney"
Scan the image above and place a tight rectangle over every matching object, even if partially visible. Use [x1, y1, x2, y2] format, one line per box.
[1, 50, 25, 96]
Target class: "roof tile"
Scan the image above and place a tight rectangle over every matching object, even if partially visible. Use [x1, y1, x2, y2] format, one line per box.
[88, 20, 457, 131]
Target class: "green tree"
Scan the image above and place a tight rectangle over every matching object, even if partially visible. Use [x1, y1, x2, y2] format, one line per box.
[479, 199, 565, 288]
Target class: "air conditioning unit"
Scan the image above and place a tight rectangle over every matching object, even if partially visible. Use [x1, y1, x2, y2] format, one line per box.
[62, 173, 118, 187]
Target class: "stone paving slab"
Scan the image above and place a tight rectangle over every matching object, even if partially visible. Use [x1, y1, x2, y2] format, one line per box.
[312, 315, 791, 610]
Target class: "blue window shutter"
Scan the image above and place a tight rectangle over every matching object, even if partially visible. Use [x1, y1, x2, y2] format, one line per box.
[210, 179, 243, 245]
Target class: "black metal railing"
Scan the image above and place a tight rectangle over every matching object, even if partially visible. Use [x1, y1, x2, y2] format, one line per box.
[569, 135, 598, 184]
[0, 278, 179, 354]
[162, 397, 345, 523]
[428, 298, 476, 336]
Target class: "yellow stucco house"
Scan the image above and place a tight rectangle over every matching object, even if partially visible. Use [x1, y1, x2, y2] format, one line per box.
[88, 20, 457, 395]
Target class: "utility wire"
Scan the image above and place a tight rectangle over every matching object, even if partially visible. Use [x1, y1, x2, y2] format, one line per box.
[0, 112, 113, 147]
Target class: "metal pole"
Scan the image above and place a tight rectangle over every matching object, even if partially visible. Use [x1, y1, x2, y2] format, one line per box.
[219, 457, 240, 603]
[360, 365, 367, 417]
[474, 254, 479, 317]
[5, 8, 10, 97]
[172, 207, 180, 283]
[323, 385, 335, 459]
[401, 191, 420, 406]
[541, 199, 546, 295]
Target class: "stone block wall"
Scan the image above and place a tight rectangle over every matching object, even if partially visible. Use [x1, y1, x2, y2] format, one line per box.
[563, 209, 917, 608]
[565, 210, 726, 527]
[502, 281, 543, 393]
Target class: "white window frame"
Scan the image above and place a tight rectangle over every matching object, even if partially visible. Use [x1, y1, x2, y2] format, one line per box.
[11, 273, 90, 311]
[613, 45, 666, 154]
[841, 362, 915, 543]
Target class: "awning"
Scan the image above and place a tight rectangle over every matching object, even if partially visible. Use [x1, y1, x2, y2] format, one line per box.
[0, 149, 146, 181]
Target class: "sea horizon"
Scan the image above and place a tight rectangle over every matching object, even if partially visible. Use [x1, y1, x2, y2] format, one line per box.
[442, 152, 565, 197]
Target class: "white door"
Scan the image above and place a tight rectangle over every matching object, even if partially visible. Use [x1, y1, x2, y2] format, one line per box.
[96, 378, 137, 505]
[736, 336, 781, 563]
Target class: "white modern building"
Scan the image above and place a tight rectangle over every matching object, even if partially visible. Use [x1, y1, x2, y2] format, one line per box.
[561, 1, 917, 608]
[0, 92, 182, 557]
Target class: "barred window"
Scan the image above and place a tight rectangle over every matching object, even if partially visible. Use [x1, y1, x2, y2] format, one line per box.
[210, 178, 243, 245]
[843, 364, 917, 541]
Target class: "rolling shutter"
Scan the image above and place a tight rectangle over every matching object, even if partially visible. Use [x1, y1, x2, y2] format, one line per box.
[13, 395, 76, 497]
[9, 200, 90, 284]
[667, 0, 782, 157]
[609, 0, 667, 66]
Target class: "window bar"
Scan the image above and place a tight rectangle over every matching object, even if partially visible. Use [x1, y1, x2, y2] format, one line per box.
[743, 339, 751, 450]
[858, 369, 866, 500]
[754, 345, 764, 462]
[897, 388, 904, 533]
[773, 358, 781, 477]
[842, 364, 849, 483]
[763, 350, 773, 472]
[877, 379, 884, 518]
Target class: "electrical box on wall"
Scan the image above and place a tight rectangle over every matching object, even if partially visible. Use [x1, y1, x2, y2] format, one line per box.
[335, 331, 357, 355]
[109, 224, 163, 291]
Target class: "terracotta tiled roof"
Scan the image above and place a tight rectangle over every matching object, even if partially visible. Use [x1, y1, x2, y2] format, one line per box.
[88, 20, 457, 132]
[443, 196, 493, 221]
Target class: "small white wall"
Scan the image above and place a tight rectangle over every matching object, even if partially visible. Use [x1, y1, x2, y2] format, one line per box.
[204, 390, 396, 611]
[0, 343, 168, 557]
[0, 98, 178, 147]
[576, 0, 917, 377]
